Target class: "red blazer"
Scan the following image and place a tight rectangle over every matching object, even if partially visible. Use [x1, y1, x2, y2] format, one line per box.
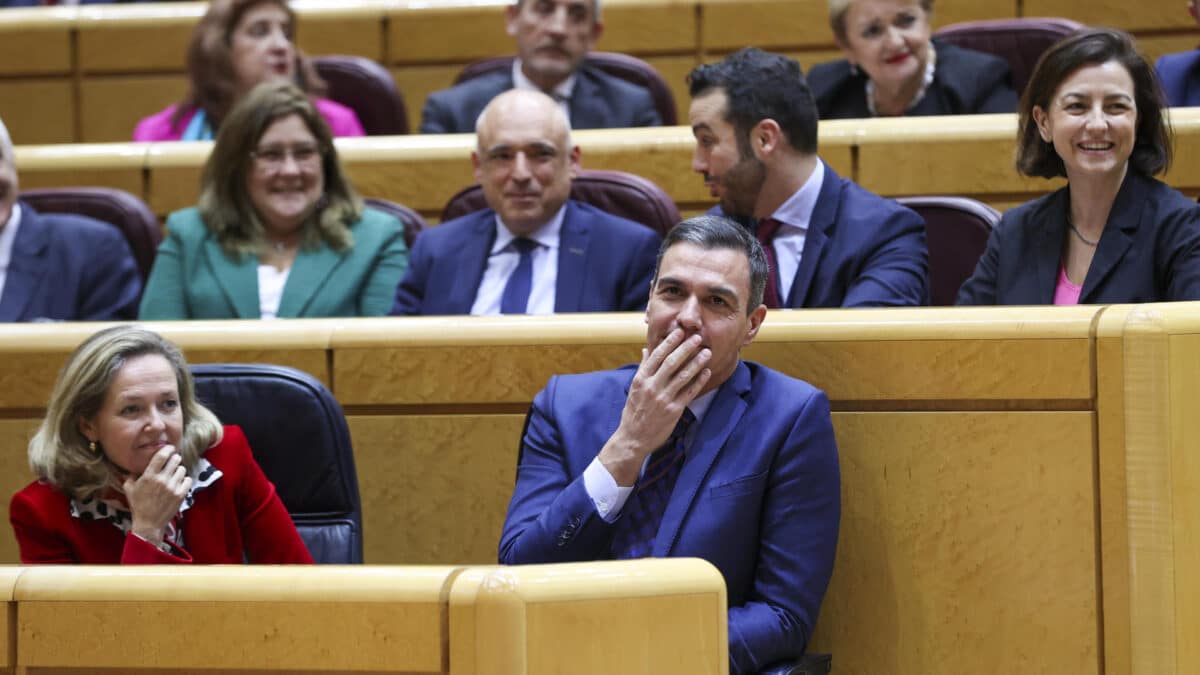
[10, 426, 313, 565]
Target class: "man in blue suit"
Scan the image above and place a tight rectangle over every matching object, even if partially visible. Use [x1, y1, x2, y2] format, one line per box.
[1155, 1, 1200, 106]
[391, 89, 660, 316]
[689, 48, 928, 308]
[500, 215, 841, 675]
[0, 117, 140, 322]
[419, 0, 661, 134]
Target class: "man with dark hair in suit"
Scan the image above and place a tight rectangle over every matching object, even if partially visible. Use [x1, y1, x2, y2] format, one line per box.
[419, 0, 662, 134]
[0, 116, 140, 322]
[391, 89, 660, 316]
[499, 214, 841, 674]
[689, 47, 929, 308]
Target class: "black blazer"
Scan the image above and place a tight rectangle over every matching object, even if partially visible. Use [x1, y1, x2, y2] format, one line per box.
[807, 41, 1017, 120]
[419, 64, 662, 134]
[956, 171, 1200, 305]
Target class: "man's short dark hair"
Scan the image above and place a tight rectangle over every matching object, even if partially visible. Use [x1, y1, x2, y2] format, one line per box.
[687, 48, 818, 156]
[654, 215, 768, 314]
[1017, 27, 1171, 178]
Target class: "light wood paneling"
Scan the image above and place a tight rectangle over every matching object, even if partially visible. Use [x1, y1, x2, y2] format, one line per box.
[349, 414, 524, 564]
[0, 9, 72, 76]
[143, 141, 209, 217]
[450, 559, 727, 675]
[700, 0, 832, 51]
[1022, 0, 1191, 32]
[79, 75, 189, 143]
[75, 5, 201, 74]
[15, 565, 454, 672]
[0, 420, 41, 566]
[643, 54, 699, 124]
[388, 2, 511, 64]
[13, 142, 145, 197]
[293, 4, 385, 61]
[390, 63, 465, 135]
[0, 80, 75, 146]
[811, 411, 1100, 675]
[600, 0, 696, 54]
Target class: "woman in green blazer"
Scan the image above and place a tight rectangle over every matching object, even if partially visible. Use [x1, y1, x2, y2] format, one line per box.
[139, 81, 407, 320]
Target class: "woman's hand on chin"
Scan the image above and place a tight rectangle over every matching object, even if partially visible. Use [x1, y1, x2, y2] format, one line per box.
[125, 445, 191, 547]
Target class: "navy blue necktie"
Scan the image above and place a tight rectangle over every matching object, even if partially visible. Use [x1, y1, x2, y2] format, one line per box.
[609, 409, 696, 559]
[500, 238, 538, 314]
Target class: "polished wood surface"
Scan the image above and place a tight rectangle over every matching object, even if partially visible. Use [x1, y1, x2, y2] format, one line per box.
[0, 0, 1193, 143]
[0, 302, 1197, 674]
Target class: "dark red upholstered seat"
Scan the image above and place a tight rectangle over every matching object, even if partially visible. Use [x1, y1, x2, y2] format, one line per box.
[20, 186, 161, 283]
[933, 18, 1086, 95]
[363, 197, 427, 248]
[313, 55, 409, 135]
[896, 195, 999, 306]
[440, 168, 680, 237]
[454, 52, 677, 126]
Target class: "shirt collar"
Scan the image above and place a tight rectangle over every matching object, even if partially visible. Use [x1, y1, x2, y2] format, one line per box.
[491, 203, 567, 255]
[769, 159, 825, 233]
[0, 202, 22, 269]
[686, 387, 719, 424]
[512, 58, 577, 102]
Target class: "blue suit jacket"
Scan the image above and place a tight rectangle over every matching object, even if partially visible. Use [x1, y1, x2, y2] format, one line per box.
[499, 361, 841, 675]
[389, 200, 661, 315]
[716, 163, 928, 307]
[0, 202, 140, 322]
[419, 65, 663, 134]
[956, 171, 1200, 305]
[1155, 50, 1200, 107]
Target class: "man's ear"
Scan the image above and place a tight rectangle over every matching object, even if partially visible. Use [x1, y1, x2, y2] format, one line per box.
[589, 19, 605, 46]
[568, 144, 582, 178]
[471, 150, 484, 182]
[742, 303, 768, 347]
[505, 3, 521, 37]
[752, 119, 784, 159]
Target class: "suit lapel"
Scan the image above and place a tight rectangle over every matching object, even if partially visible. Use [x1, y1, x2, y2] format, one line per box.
[0, 205, 50, 321]
[449, 212, 497, 313]
[555, 202, 589, 312]
[1080, 173, 1141, 303]
[1027, 194, 1066, 305]
[653, 362, 751, 557]
[787, 163, 839, 307]
[277, 243, 347, 318]
[203, 238, 259, 318]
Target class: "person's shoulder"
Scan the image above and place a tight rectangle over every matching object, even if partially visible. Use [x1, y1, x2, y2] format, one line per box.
[1156, 49, 1200, 72]
[935, 41, 1010, 73]
[548, 364, 637, 396]
[202, 425, 251, 468]
[11, 479, 64, 508]
[1133, 172, 1199, 214]
[421, 208, 492, 243]
[133, 104, 190, 142]
[806, 58, 855, 96]
[568, 200, 658, 238]
[429, 70, 511, 105]
[578, 63, 654, 101]
[354, 206, 405, 236]
[743, 361, 825, 406]
[163, 207, 207, 235]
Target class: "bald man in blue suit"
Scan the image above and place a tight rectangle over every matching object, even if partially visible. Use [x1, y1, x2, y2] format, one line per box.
[500, 216, 840, 675]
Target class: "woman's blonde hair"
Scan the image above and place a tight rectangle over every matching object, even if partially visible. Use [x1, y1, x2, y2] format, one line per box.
[27, 326, 223, 503]
[197, 80, 362, 259]
[828, 0, 934, 43]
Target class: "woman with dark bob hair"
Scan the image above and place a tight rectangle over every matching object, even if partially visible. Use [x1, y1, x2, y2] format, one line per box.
[133, 0, 363, 141]
[139, 81, 407, 319]
[958, 28, 1200, 305]
[10, 325, 313, 564]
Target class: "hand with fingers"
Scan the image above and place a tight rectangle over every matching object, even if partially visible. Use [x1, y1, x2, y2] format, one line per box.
[599, 328, 712, 486]
[124, 445, 192, 548]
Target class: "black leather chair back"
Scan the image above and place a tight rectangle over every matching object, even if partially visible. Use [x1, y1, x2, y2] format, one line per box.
[897, 195, 999, 306]
[441, 168, 680, 236]
[191, 364, 363, 564]
[20, 186, 161, 282]
[313, 54, 409, 135]
[933, 18, 1085, 95]
[454, 52, 677, 125]
[364, 197, 427, 248]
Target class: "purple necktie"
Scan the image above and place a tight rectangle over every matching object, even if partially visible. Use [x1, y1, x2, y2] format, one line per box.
[609, 409, 696, 559]
[757, 217, 784, 308]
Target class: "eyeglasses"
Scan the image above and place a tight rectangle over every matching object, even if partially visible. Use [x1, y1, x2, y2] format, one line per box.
[250, 143, 323, 170]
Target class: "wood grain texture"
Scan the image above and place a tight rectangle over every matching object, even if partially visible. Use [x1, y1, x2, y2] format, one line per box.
[348, 414, 526, 564]
[388, 2, 511, 64]
[810, 411, 1100, 675]
[13, 142, 145, 197]
[0, 420, 45, 565]
[0, 81, 75, 147]
[79, 75, 188, 143]
[1022, 0, 1190, 31]
[0, 16, 70, 76]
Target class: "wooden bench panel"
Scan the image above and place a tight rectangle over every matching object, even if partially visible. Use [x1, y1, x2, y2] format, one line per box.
[80, 75, 188, 144]
[0, 80, 75, 146]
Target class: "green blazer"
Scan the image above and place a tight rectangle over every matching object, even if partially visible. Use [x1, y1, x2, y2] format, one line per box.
[138, 207, 408, 319]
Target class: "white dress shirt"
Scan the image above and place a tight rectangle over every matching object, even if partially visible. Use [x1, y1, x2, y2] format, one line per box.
[512, 59, 577, 123]
[470, 206, 565, 315]
[0, 203, 23, 304]
[584, 387, 719, 521]
[768, 159, 825, 303]
[256, 264, 291, 320]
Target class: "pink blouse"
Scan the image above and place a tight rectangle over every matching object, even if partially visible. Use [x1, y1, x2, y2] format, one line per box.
[133, 98, 364, 142]
[1053, 265, 1083, 305]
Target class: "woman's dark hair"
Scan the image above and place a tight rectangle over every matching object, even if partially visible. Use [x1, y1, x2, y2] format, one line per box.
[1016, 27, 1171, 178]
[172, 0, 327, 131]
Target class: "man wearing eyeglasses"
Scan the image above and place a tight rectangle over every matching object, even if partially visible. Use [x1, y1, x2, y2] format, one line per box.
[0, 116, 141, 322]
[391, 89, 660, 316]
[419, 0, 662, 134]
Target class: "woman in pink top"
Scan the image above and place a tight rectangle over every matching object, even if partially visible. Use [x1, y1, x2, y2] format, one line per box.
[133, 0, 363, 142]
